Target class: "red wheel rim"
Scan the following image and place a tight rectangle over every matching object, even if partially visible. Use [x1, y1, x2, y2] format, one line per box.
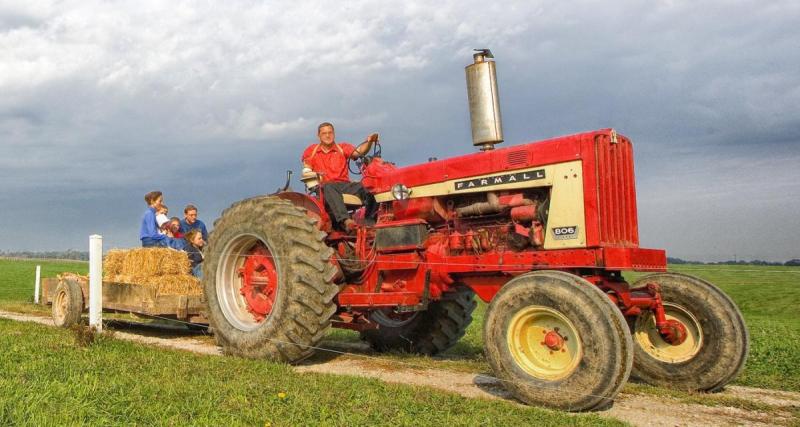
[238, 243, 279, 322]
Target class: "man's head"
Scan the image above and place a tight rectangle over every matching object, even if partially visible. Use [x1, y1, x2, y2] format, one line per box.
[184, 204, 198, 225]
[317, 122, 335, 146]
[144, 191, 163, 208]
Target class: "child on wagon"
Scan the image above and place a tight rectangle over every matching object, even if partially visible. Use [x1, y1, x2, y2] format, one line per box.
[184, 229, 204, 278]
[170, 217, 184, 239]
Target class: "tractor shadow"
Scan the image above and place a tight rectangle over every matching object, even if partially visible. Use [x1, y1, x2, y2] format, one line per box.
[100, 318, 214, 342]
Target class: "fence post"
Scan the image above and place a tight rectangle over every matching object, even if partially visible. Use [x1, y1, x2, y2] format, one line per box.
[34, 265, 41, 304]
[89, 235, 103, 332]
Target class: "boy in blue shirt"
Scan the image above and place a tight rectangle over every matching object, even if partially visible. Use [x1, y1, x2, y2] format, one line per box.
[140, 191, 184, 249]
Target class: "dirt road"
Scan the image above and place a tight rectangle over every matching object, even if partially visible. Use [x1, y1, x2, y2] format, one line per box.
[2, 310, 797, 426]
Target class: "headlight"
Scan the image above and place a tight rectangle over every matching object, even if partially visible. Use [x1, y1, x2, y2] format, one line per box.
[391, 183, 411, 200]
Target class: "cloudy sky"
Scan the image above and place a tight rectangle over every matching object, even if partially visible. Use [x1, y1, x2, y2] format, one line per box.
[1, 1, 798, 261]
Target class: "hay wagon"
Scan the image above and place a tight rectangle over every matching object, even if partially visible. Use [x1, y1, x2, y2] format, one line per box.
[40, 248, 208, 328]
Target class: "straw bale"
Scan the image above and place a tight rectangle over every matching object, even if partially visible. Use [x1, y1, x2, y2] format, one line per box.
[58, 272, 89, 284]
[116, 247, 191, 277]
[152, 274, 202, 296]
[104, 273, 202, 296]
[102, 249, 127, 279]
[101, 247, 200, 296]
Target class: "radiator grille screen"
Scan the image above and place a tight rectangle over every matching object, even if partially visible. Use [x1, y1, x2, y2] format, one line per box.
[595, 135, 639, 247]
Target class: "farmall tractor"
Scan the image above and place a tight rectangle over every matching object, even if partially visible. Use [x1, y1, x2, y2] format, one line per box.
[202, 50, 749, 411]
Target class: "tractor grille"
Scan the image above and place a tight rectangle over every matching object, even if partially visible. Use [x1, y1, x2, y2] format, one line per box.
[595, 134, 639, 247]
[507, 150, 528, 166]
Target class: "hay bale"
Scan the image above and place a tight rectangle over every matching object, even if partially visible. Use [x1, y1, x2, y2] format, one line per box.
[102, 249, 126, 279]
[118, 248, 190, 277]
[152, 274, 202, 296]
[100, 247, 200, 296]
[58, 272, 89, 284]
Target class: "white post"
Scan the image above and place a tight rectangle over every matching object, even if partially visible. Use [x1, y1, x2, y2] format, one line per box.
[89, 234, 103, 332]
[34, 265, 41, 304]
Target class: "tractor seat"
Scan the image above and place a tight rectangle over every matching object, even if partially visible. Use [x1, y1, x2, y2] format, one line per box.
[342, 194, 363, 207]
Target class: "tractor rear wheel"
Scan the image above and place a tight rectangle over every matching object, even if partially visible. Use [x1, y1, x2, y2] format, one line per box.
[629, 273, 749, 392]
[361, 286, 477, 355]
[202, 196, 338, 363]
[52, 279, 84, 328]
[483, 271, 633, 411]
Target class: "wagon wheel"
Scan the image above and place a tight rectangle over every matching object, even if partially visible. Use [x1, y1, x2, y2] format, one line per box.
[52, 279, 84, 328]
[629, 273, 749, 391]
[483, 271, 632, 411]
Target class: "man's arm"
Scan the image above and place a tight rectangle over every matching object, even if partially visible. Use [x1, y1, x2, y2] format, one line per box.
[200, 221, 209, 241]
[350, 133, 379, 159]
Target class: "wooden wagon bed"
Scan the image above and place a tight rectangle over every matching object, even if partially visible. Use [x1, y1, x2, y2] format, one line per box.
[39, 276, 208, 324]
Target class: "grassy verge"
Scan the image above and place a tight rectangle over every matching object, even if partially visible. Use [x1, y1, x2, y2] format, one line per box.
[2, 259, 799, 395]
[0, 319, 619, 426]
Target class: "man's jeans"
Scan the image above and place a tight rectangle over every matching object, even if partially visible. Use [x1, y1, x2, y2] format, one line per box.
[322, 181, 377, 228]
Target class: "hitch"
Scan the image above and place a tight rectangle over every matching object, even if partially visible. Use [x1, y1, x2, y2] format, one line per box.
[602, 281, 688, 346]
[645, 283, 688, 345]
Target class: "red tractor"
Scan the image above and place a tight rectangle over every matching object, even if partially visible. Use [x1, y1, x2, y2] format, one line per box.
[202, 50, 748, 411]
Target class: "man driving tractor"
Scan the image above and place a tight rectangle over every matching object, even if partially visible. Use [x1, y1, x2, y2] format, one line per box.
[301, 122, 379, 231]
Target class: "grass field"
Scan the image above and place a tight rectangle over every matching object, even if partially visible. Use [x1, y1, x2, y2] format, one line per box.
[1, 258, 798, 424]
[0, 259, 88, 313]
[0, 319, 619, 426]
[0, 258, 617, 426]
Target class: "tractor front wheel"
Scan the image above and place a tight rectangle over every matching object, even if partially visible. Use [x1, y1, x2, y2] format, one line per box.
[483, 271, 632, 411]
[361, 286, 477, 355]
[629, 273, 749, 391]
[203, 196, 338, 363]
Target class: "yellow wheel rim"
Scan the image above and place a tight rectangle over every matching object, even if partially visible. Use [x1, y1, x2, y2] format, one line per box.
[634, 303, 703, 363]
[507, 306, 582, 381]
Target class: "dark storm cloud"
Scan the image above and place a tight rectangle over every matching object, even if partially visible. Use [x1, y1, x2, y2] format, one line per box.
[1, 0, 798, 261]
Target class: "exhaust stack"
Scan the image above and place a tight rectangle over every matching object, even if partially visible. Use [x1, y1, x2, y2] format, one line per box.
[465, 49, 503, 151]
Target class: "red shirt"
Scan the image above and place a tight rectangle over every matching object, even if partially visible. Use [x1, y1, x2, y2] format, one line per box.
[302, 142, 356, 183]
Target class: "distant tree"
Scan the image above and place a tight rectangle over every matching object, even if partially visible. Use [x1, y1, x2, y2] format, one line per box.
[667, 257, 705, 265]
[0, 250, 88, 261]
[785, 259, 800, 267]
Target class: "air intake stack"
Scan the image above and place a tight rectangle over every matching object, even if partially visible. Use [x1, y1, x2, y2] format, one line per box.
[465, 49, 503, 151]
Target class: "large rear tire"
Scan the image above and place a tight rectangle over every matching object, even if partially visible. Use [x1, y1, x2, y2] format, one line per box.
[361, 286, 477, 355]
[203, 196, 338, 363]
[629, 273, 749, 391]
[483, 271, 633, 411]
[52, 279, 84, 328]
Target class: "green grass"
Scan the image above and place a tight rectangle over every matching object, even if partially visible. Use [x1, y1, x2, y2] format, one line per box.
[1, 258, 799, 424]
[0, 319, 618, 426]
[0, 258, 88, 313]
[0, 258, 89, 299]
[628, 265, 800, 392]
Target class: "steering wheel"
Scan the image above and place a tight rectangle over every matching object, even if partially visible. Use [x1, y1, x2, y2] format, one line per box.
[349, 141, 382, 176]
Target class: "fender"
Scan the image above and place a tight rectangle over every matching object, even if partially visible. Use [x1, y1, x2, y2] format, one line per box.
[273, 191, 333, 232]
